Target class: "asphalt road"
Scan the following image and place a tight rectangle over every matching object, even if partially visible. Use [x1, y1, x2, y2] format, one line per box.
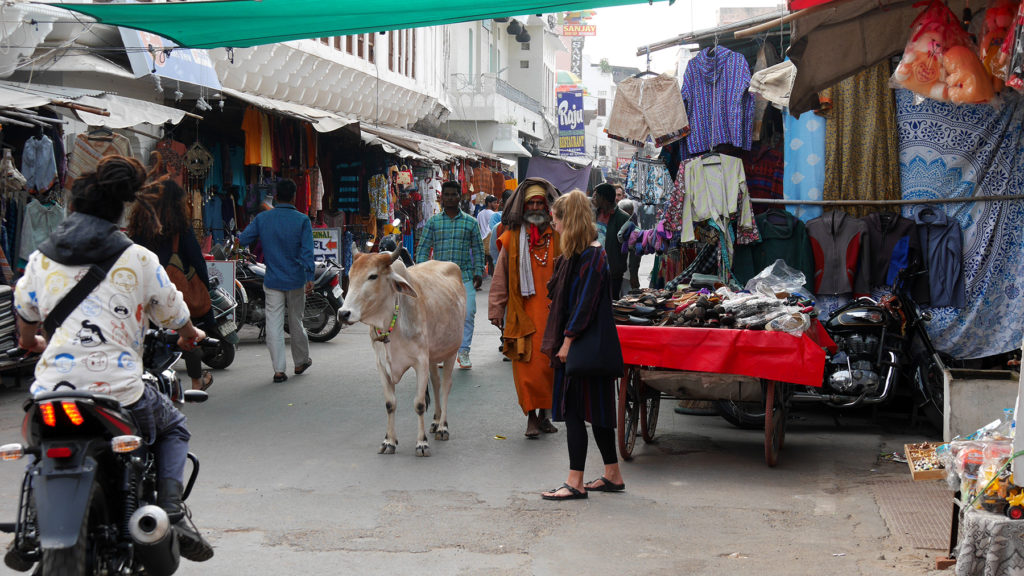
[0, 279, 953, 576]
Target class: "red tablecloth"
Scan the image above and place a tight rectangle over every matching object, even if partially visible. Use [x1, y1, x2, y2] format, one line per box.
[616, 326, 827, 388]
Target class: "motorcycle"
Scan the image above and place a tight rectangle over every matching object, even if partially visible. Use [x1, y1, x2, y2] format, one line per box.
[715, 269, 949, 432]
[1, 330, 218, 575]
[372, 218, 414, 266]
[200, 277, 239, 370]
[217, 237, 345, 343]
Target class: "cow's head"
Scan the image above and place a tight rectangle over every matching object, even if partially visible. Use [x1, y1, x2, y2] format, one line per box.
[338, 247, 418, 326]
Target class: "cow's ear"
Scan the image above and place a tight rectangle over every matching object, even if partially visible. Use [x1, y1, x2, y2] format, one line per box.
[391, 273, 419, 298]
[353, 252, 365, 263]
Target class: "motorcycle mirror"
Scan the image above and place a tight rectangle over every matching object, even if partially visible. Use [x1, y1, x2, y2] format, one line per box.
[183, 390, 209, 404]
[392, 218, 402, 227]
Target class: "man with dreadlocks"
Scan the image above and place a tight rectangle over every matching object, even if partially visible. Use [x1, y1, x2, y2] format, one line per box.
[488, 178, 562, 438]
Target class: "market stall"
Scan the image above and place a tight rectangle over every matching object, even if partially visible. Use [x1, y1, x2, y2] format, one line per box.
[616, 324, 827, 466]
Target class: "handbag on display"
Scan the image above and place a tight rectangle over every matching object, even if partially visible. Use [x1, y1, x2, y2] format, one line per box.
[565, 299, 624, 379]
[166, 234, 212, 318]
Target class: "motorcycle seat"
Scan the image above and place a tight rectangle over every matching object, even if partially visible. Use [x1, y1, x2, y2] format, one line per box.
[249, 265, 266, 278]
[31, 389, 122, 411]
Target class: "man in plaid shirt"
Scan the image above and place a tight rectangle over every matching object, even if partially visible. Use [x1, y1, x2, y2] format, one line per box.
[416, 181, 484, 369]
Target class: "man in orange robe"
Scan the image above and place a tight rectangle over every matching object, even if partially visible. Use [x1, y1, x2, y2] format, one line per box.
[488, 178, 562, 438]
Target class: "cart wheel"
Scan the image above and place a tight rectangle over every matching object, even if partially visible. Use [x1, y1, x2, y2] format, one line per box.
[764, 380, 786, 467]
[617, 367, 640, 460]
[640, 384, 660, 443]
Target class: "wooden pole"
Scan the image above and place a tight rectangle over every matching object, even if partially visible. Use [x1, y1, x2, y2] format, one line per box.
[750, 194, 1024, 206]
[50, 101, 110, 117]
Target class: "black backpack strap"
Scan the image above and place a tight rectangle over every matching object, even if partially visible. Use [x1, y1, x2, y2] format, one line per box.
[43, 245, 130, 338]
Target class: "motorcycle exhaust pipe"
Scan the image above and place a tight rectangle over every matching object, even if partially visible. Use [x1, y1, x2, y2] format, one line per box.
[129, 505, 180, 576]
[792, 352, 899, 408]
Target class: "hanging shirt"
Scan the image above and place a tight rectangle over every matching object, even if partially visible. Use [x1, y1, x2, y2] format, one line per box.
[680, 154, 753, 243]
[783, 108, 826, 222]
[66, 132, 132, 191]
[368, 174, 389, 220]
[861, 212, 921, 288]
[21, 135, 57, 194]
[679, 46, 754, 155]
[19, 199, 65, 263]
[805, 210, 871, 297]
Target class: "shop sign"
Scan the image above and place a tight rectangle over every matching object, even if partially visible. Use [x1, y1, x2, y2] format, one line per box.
[120, 26, 222, 91]
[570, 37, 585, 76]
[312, 228, 342, 263]
[557, 90, 586, 157]
[562, 24, 596, 36]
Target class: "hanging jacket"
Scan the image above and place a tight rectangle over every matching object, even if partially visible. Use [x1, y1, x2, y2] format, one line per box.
[860, 212, 921, 289]
[914, 207, 965, 308]
[732, 209, 815, 287]
[806, 210, 871, 296]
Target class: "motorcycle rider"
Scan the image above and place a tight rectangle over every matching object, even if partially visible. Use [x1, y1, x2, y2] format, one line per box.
[10, 155, 214, 564]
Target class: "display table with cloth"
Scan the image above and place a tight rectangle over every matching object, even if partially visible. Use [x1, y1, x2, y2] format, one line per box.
[956, 508, 1024, 575]
[614, 325, 828, 467]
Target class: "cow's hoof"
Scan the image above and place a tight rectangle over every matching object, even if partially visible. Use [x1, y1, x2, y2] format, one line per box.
[415, 443, 431, 457]
[429, 422, 439, 434]
[379, 442, 396, 455]
[435, 428, 449, 441]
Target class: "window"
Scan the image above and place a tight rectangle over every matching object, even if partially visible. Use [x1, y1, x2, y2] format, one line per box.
[489, 43, 496, 73]
[598, 98, 606, 116]
[346, 36, 353, 55]
[520, 60, 529, 69]
[468, 30, 474, 77]
[599, 146, 607, 155]
[358, 34, 365, 59]
[368, 33, 375, 63]
[411, 31, 416, 78]
[521, 42, 530, 51]
[388, 31, 394, 71]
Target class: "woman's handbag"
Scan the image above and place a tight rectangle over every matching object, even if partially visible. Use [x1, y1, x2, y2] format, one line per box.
[565, 301, 624, 379]
[166, 234, 212, 318]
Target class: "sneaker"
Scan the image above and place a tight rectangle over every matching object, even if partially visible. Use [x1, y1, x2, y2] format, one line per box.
[457, 350, 472, 369]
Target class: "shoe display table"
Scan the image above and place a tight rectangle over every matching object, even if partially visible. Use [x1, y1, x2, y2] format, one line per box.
[614, 325, 828, 467]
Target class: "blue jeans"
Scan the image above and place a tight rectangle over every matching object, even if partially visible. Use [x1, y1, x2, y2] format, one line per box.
[126, 385, 191, 484]
[462, 279, 476, 353]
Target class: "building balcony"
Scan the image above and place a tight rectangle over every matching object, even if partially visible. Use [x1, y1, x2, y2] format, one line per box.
[448, 73, 547, 140]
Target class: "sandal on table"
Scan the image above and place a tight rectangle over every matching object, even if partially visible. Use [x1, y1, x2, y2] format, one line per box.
[585, 476, 625, 492]
[542, 483, 588, 500]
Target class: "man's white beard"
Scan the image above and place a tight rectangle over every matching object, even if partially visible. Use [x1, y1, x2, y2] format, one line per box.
[524, 210, 550, 226]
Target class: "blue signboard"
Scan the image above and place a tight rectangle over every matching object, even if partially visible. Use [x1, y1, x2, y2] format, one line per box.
[557, 89, 585, 157]
[120, 27, 221, 91]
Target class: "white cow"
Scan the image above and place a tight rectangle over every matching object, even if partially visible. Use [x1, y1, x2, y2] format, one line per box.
[338, 248, 466, 456]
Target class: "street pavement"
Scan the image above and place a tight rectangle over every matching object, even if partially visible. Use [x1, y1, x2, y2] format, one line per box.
[0, 276, 954, 576]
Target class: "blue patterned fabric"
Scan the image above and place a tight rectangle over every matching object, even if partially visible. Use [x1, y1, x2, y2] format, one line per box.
[896, 89, 1024, 359]
[783, 108, 825, 222]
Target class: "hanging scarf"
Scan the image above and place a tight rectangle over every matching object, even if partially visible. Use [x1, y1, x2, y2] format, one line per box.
[518, 225, 535, 297]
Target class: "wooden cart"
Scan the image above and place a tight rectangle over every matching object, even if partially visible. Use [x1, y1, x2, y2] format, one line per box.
[614, 325, 828, 467]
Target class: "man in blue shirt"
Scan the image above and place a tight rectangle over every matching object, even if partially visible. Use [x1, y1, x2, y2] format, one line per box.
[416, 181, 484, 369]
[238, 179, 315, 383]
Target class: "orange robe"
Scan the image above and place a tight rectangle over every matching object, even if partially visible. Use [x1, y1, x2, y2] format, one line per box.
[489, 227, 559, 413]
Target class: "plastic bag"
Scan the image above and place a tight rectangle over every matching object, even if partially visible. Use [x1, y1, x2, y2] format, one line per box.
[1005, 0, 1024, 90]
[980, 0, 1021, 88]
[892, 0, 995, 104]
[744, 259, 808, 297]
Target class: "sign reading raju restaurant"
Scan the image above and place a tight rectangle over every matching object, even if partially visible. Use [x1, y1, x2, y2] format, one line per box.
[557, 90, 585, 157]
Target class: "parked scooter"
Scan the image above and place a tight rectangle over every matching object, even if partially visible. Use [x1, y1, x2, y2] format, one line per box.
[715, 269, 948, 432]
[219, 237, 345, 342]
[1, 329, 218, 575]
[200, 276, 239, 370]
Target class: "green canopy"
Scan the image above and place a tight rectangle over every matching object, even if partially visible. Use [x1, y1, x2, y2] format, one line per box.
[56, 0, 670, 49]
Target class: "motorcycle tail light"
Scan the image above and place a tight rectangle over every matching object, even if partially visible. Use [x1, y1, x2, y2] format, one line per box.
[0, 443, 25, 461]
[40, 403, 56, 427]
[61, 402, 84, 426]
[330, 275, 339, 287]
[45, 446, 72, 459]
[111, 435, 142, 453]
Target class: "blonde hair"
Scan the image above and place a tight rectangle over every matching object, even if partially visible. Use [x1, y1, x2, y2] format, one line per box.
[552, 189, 597, 257]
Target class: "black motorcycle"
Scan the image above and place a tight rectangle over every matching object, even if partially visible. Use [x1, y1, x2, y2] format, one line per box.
[1, 330, 217, 575]
[715, 270, 948, 432]
[219, 238, 345, 343]
[200, 277, 239, 370]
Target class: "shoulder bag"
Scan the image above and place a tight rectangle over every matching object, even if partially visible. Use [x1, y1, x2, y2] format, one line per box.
[166, 234, 212, 318]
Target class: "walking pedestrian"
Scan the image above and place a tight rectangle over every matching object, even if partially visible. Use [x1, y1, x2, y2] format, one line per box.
[237, 178, 315, 383]
[592, 183, 630, 299]
[540, 189, 625, 500]
[416, 180, 484, 369]
[489, 178, 562, 437]
[128, 176, 216, 392]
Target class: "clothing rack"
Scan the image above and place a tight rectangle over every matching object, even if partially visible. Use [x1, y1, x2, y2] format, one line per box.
[751, 195, 1024, 206]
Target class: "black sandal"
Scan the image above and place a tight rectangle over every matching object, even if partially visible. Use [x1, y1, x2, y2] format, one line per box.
[542, 483, 588, 500]
[273, 372, 288, 383]
[585, 476, 625, 492]
[200, 371, 214, 391]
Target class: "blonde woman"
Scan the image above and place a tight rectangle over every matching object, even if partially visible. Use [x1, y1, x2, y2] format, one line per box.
[540, 190, 625, 500]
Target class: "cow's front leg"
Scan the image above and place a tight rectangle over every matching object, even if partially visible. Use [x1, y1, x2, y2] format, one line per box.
[379, 372, 398, 455]
[414, 364, 431, 456]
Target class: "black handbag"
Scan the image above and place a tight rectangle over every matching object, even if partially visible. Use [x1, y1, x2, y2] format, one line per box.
[565, 299, 624, 379]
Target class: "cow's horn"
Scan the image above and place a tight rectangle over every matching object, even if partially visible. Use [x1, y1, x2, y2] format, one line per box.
[389, 247, 402, 263]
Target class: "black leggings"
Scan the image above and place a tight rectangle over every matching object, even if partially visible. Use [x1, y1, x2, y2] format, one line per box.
[564, 382, 618, 472]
